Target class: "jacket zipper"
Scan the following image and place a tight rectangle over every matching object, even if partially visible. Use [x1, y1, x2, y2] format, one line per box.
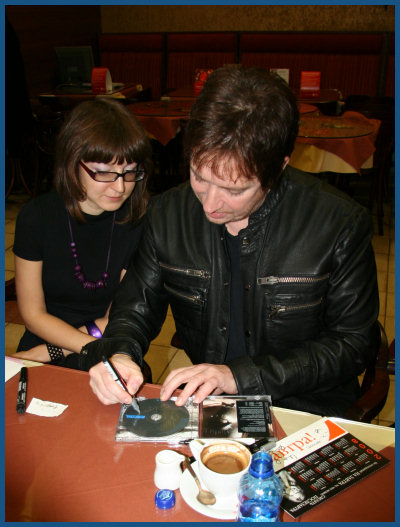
[160, 262, 210, 279]
[164, 283, 205, 306]
[269, 298, 323, 319]
[258, 273, 329, 285]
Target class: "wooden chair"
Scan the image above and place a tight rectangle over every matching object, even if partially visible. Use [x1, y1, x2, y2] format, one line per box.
[344, 95, 395, 235]
[5, 277, 17, 301]
[344, 321, 392, 424]
[5, 277, 25, 326]
[388, 339, 395, 375]
[170, 331, 182, 349]
[32, 104, 65, 193]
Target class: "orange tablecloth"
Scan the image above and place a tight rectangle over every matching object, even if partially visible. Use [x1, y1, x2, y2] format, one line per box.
[299, 103, 319, 114]
[5, 365, 395, 522]
[128, 100, 192, 146]
[129, 98, 317, 146]
[292, 111, 380, 174]
[130, 100, 377, 174]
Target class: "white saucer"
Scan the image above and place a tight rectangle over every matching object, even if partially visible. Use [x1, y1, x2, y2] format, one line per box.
[179, 461, 238, 520]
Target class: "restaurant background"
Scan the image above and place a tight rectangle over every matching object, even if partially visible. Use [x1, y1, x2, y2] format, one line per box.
[5, 5, 395, 97]
[5, 4, 395, 427]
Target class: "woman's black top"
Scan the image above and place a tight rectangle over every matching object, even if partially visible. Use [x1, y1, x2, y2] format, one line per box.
[13, 190, 143, 351]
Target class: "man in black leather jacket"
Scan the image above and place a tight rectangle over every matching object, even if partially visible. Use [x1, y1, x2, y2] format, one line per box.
[83, 65, 379, 417]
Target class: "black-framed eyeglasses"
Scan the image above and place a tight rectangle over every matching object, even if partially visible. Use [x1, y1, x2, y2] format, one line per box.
[79, 160, 146, 183]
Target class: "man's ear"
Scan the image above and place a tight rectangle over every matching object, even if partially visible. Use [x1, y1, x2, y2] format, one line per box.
[282, 156, 290, 171]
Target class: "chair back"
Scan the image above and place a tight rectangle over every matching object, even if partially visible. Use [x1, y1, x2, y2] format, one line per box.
[345, 321, 390, 423]
[344, 95, 394, 235]
[344, 95, 394, 173]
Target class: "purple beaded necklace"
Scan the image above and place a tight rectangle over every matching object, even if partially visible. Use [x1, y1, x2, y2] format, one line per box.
[67, 211, 116, 290]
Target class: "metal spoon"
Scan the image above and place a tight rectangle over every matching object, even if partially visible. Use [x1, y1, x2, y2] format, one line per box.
[181, 459, 216, 506]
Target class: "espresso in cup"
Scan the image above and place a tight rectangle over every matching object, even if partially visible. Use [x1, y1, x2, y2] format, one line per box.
[202, 447, 248, 474]
[191, 439, 251, 499]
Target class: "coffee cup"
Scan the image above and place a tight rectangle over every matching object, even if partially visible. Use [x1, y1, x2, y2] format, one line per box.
[190, 439, 251, 498]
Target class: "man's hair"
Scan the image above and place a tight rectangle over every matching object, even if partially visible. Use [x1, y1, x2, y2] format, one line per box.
[54, 97, 152, 222]
[184, 64, 299, 189]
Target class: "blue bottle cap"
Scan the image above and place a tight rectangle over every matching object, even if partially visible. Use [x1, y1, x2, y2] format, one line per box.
[155, 489, 175, 509]
[249, 451, 274, 479]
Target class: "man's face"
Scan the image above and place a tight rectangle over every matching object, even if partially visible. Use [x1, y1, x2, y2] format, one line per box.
[190, 160, 268, 236]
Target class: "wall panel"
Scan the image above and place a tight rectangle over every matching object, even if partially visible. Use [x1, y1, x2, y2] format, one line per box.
[6, 5, 101, 95]
[100, 6, 394, 34]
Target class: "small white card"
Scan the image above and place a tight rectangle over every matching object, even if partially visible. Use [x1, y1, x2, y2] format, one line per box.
[26, 397, 68, 417]
[270, 68, 289, 84]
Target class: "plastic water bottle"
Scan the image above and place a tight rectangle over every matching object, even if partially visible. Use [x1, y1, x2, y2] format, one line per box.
[237, 451, 283, 522]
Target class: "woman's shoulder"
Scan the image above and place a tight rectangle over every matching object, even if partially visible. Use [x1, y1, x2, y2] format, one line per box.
[14, 191, 65, 257]
[18, 190, 64, 219]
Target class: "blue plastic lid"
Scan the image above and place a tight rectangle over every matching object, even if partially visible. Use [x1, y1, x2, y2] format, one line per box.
[249, 451, 274, 479]
[155, 489, 175, 509]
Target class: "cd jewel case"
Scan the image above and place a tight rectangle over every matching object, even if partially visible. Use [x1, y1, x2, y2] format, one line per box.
[115, 395, 277, 444]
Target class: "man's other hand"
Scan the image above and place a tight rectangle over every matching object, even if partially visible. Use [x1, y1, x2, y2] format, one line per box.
[160, 363, 238, 406]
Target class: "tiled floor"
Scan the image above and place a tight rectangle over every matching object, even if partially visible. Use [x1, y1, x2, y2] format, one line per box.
[5, 177, 395, 426]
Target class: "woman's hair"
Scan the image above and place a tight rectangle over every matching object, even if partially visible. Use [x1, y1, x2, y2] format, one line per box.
[184, 64, 299, 189]
[54, 97, 152, 222]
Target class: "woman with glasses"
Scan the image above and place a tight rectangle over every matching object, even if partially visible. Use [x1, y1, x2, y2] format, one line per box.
[12, 98, 152, 373]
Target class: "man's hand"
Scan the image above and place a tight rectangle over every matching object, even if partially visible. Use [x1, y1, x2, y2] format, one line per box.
[160, 363, 238, 406]
[89, 353, 143, 405]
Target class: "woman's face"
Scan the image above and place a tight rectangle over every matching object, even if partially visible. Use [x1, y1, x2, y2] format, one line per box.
[78, 159, 138, 215]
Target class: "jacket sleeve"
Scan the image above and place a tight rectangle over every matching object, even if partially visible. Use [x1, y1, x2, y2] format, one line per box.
[79, 214, 169, 370]
[228, 206, 379, 402]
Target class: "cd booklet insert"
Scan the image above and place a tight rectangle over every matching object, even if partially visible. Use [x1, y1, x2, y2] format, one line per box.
[115, 395, 277, 443]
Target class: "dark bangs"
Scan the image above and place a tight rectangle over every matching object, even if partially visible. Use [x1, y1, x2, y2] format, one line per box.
[80, 105, 151, 166]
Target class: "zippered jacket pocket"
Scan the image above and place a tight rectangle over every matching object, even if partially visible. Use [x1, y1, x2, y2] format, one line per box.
[259, 273, 329, 348]
[160, 261, 209, 337]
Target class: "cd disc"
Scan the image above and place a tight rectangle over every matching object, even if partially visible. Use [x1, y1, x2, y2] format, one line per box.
[122, 398, 189, 437]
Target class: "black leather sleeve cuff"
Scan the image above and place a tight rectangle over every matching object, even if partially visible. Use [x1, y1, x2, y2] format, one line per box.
[79, 338, 143, 371]
[227, 355, 265, 395]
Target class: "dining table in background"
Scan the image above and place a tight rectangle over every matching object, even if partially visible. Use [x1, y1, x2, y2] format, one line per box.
[290, 110, 380, 175]
[167, 85, 319, 115]
[169, 85, 341, 105]
[5, 360, 395, 523]
[294, 88, 342, 104]
[128, 96, 318, 147]
[38, 83, 146, 111]
[294, 87, 343, 115]
[128, 98, 378, 183]
[127, 99, 193, 146]
[166, 86, 197, 100]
